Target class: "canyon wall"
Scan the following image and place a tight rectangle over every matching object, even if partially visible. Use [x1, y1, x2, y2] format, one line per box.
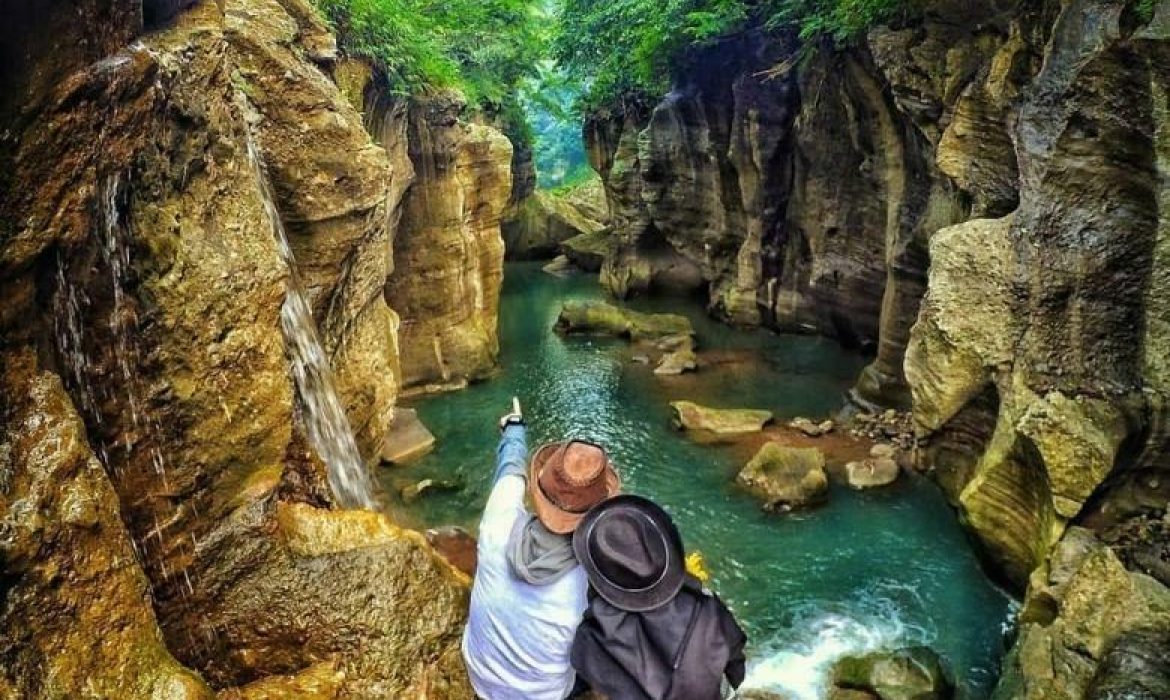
[587, 1, 1170, 693]
[583, 3, 1032, 407]
[0, 0, 473, 696]
[381, 92, 513, 394]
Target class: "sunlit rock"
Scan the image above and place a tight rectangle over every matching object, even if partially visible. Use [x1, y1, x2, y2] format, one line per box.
[737, 443, 829, 511]
[671, 401, 773, 436]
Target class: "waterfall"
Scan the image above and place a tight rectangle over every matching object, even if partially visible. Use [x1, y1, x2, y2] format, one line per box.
[242, 130, 377, 510]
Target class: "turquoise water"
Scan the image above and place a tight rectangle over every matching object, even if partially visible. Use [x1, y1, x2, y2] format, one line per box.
[381, 263, 1012, 699]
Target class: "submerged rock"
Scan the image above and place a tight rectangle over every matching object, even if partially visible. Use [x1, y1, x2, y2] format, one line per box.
[380, 407, 436, 465]
[832, 646, 954, 700]
[556, 300, 694, 340]
[671, 401, 773, 436]
[400, 477, 463, 503]
[737, 443, 829, 511]
[845, 458, 901, 490]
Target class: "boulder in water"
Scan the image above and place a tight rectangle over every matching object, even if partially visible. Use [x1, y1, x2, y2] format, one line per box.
[556, 300, 694, 341]
[737, 443, 829, 511]
[832, 646, 954, 700]
[655, 347, 698, 375]
[845, 458, 901, 489]
[380, 407, 436, 465]
[671, 401, 773, 436]
[561, 229, 613, 271]
[400, 477, 463, 503]
[543, 254, 576, 276]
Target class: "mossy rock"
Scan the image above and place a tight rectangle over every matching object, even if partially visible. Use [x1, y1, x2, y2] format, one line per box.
[556, 300, 694, 340]
[737, 442, 829, 511]
[670, 401, 773, 435]
[832, 646, 954, 700]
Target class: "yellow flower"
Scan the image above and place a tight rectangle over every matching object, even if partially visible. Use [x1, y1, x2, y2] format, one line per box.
[685, 551, 710, 583]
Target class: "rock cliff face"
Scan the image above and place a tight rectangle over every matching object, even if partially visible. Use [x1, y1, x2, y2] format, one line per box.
[383, 92, 513, 394]
[583, 5, 1030, 407]
[0, 0, 472, 696]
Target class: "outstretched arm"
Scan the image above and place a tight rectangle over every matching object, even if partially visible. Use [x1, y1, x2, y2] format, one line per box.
[493, 422, 528, 483]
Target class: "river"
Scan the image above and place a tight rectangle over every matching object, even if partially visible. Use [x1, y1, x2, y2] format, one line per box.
[381, 262, 1013, 699]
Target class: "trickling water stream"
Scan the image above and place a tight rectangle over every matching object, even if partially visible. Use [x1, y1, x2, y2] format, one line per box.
[243, 130, 376, 510]
[387, 263, 1014, 699]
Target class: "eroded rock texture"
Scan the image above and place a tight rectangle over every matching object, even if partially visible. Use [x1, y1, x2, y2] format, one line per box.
[384, 92, 513, 394]
[0, 350, 213, 700]
[0, 0, 471, 696]
[907, 0, 1170, 592]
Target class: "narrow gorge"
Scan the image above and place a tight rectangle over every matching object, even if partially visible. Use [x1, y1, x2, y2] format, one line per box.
[2, 0, 1168, 699]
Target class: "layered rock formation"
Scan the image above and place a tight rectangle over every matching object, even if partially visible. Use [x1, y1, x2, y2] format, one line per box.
[583, 4, 1033, 407]
[0, 0, 473, 696]
[383, 92, 513, 394]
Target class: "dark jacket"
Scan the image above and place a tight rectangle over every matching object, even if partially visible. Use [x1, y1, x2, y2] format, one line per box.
[570, 577, 747, 700]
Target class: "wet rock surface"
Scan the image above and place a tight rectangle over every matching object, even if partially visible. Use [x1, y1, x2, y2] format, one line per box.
[832, 646, 955, 700]
[737, 442, 829, 511]
[556, 300, 695, 340]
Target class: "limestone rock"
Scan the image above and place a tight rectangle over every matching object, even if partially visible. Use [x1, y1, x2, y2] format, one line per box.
[737, 443, 829, 511]
[556, 300, 694, 341]
[790, 417, 835, 437]
[671, 401, 773, 436]
[182, 501, 473, 696]
[993, 528, 1170, 700]
[846, 458, 901, 490]
[0, 350, 213, 700]
[832, 646, 954, 700]
[380, 407, 436, 465]
[561, 229, 615, 272]
[218, 661, 344, 700]
[400, 477, 463, 504]
[543, 255, 576, 277]
[385, 91, 512, 394]
[503, 188, 606, 260]
[225, 0, 400, 460]
[1085, 629, 1170, 700]
[655, 347, 699, 375]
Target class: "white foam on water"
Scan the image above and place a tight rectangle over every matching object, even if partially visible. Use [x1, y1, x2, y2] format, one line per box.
[737, 587, 934, 700]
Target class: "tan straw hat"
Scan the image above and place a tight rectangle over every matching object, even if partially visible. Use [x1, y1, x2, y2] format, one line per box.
[528, 440, 621, 534]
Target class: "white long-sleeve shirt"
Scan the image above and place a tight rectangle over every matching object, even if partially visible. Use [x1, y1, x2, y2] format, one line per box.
[462, 426, 589, 700]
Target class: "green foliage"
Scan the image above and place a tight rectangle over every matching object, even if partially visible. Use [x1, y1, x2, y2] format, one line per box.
[313, 0, 546, 107]
[553, 0, 915, 110]
[1134, 0, 1156, 23]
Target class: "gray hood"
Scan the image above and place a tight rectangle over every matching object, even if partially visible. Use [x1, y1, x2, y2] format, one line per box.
[507, 514, 577, 585]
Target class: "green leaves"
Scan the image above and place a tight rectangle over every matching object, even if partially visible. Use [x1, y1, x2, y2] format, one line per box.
[553, 0, 915, 109]
[312, 0, 546, 107]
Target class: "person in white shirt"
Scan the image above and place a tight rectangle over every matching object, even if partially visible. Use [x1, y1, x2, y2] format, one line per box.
[462, 398, 621, 700]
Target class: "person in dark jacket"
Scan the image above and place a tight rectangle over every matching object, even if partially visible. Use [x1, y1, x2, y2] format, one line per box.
[570, 495, 747, 700]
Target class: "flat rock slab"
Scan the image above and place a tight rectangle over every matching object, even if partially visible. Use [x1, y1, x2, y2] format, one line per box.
[556, 300, 694, 341]
[671, 400, 773, 435]
[380, 408, 435, 465]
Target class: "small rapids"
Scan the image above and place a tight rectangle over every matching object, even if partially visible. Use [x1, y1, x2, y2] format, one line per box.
[243, 126, 376, 510]
[740, 588, 932, 699]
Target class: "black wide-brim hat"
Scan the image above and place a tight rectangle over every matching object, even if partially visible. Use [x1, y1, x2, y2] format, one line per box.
[572, 495, 686, 612]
